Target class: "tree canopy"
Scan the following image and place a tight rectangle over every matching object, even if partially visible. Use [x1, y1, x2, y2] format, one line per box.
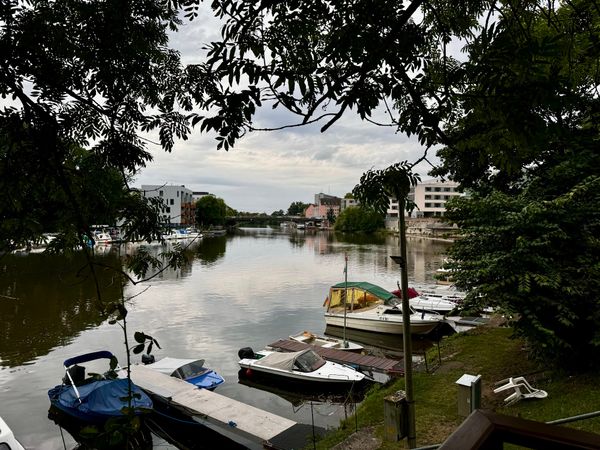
[1, 0, 193, 254]
[195, 195, 228, 228]
[3, 0, 600, 368]
[287, 201, 309, 216]
[334, 206, 384, 233]
[189, 0, 600, 367]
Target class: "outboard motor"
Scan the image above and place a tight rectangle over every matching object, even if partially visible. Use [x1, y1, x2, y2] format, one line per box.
[238, 347, 255, 359]
[142, 354, 155, 365]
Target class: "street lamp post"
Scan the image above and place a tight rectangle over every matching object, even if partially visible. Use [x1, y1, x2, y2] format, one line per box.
[390, 194, 416, 448]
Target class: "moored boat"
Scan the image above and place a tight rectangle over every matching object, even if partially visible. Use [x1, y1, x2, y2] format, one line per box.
[143, 357, 224, 390]
[48, 351, 152, 423]
[324, 282, 443, 335]
[237, 347, 365, 387]
[289, 331, 364, 352]
[0, 415, 25, 450]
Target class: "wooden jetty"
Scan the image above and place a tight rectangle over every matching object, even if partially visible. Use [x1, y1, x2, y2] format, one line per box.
[268, 339, 404, 375]
[128, 365, 319, 450]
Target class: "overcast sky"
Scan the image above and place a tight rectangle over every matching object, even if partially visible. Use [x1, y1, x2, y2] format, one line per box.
[133, 11, 442, 213]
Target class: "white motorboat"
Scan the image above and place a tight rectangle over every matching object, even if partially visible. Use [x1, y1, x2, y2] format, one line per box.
[391, 286, 459, 314]
[324, 282, 443, 335]
[289, 330, 364, 352]
[93, 232, 113, 244]
[0, 415, 25, 450]
[237, 348, 365, 386]
[409, 295, 457, 315]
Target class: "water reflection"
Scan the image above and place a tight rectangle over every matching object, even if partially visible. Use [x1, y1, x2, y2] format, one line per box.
[0, 253, 122, 367]
[195, 236, 227, 266]
[333, 232, 388, 246]
[1, 229, 452, 449]
[48, 406, 153, 450]
[237, 370, 364, 413]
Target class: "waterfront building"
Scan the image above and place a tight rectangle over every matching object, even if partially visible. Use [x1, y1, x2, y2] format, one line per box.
[305, 193, 342, 219]
[341, 197, 359, 210]
[386, 179, 461, 219]
[141, 184, 195, 226]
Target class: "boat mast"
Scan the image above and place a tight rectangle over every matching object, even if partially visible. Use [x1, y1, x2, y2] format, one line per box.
[343, 253, 348, 348]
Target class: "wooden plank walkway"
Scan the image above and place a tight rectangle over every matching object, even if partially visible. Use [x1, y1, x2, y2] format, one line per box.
[128, 365, 313, 450]
[268, 339, 404, 375]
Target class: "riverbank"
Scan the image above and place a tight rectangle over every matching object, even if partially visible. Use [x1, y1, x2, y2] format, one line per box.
[316, 323, 600, 449]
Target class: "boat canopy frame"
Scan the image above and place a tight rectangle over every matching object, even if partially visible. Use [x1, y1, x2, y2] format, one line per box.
[327, 281, 399, 311]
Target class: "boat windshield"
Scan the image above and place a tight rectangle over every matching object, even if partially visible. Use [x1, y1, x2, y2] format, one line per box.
[294, 350, 326, 372]
[172, 360, 207, 379]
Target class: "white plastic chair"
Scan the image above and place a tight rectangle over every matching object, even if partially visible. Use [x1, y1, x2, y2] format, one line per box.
[493, 376, 548, 406]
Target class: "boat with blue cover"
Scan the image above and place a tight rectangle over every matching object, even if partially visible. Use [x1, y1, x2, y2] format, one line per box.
[48, 351, 153, 423]
[144, 357, 224, 390]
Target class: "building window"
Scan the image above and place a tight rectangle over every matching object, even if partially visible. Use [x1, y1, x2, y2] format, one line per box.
[434, 203, 441, 208]
[434, 195, 440, 199]
[425, 202, 432, 207]
[159, 190, 163, 197]
[425, 195, 431, 200]
[166, 207, 171, 213]
[391, 205, 398, 210]
[425, 187, 432, 192]
[434, 187, 441, 192]
[177, 191, 179, 197]
[170, 198, 174, 205]
[389, 212, 398, 217]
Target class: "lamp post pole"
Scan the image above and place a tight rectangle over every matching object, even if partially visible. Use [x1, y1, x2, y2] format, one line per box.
[391, 194, 416, 448]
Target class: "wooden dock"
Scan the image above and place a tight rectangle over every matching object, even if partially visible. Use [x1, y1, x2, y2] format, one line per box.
[268, 339, 404, 375]
[128, 365, 319, 450]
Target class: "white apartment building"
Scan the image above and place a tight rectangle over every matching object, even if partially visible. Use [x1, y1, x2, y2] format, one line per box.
[386, 179, 461, 218]
[341, 197, 359, 210]
[141, 184, 195, 226]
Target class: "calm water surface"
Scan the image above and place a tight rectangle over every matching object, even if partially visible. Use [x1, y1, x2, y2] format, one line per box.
[0, 228, 450, 449]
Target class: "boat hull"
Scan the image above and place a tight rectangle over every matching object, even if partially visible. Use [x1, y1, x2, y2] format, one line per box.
[237, 366, 366, 393]
[324, 313, 440, 335]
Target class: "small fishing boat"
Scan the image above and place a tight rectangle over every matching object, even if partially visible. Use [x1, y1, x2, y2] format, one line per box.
[0, 415, 25, 450]
[143, 357, 224, 390]
[237, 347, 365, 387]
[48, 351, 152, 423]
[289, 331, 364, 352]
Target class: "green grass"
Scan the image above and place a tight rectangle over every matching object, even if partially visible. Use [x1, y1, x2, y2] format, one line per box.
[313, 325, 600, 449]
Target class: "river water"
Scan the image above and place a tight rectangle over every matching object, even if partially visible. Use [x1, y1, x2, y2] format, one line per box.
[0, 228, 450, 449]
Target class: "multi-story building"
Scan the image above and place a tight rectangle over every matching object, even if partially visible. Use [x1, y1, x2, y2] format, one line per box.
[305, 193, 342, 219]
[386, 179, 461, 218]
[192, 191, 211, 202]
[341, 197, 359, 210]
[141, 184, 195, 226]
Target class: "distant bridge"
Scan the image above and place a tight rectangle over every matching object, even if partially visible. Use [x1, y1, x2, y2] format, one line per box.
[230, 215, 324, 226]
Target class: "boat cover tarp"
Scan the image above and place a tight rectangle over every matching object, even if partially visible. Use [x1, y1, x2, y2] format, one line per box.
[50, 378, 152, 418]
[255, 350, 310, 371]
[328, 282, 397, 309]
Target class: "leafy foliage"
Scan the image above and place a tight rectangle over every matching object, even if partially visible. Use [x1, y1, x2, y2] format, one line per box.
[334, 206, 384, 233]
[437, 2, 600, 369]
[189, 0, 494, 150]
[352, 161, 420, 216]
[287, 201, 310, 216]
[195, 195, 228, 228]
[1, 0, 192, 253]
[326, 207, 337, 225]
